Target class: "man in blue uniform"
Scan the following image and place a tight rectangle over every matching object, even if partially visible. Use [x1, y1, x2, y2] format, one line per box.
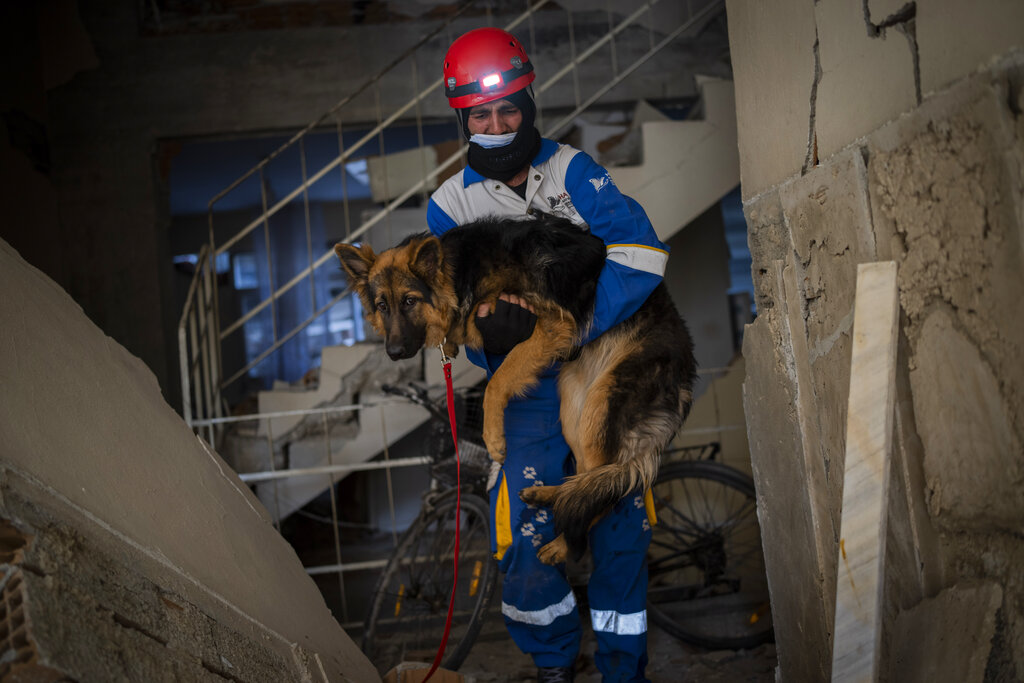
[427, 27, 667, 683]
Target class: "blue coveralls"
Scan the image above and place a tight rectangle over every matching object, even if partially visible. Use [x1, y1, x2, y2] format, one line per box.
[427, 139, 667, 681]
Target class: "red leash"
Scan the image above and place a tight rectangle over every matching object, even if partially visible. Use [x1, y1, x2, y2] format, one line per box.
[422, 345, 461, 682]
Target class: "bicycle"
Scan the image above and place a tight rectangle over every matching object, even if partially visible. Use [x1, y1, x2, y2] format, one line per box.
[361, 385, 773, 673]
[647, 443, 773, 649]
[360, 382, 500, 673]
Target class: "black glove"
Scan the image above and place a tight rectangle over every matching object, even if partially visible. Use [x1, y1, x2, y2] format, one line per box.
[476, 299, 537, 355]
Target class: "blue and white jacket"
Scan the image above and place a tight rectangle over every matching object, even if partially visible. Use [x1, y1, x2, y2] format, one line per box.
[426, 138, 668, 373]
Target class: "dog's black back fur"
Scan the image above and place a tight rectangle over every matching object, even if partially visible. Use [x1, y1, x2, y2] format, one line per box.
[427, 214, 607, 325]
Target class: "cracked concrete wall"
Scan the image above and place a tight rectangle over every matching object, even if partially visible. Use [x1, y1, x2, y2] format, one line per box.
[728, 0, 1024, 197]
[0, 237, 379, 681]
[728, 0, 1024, 680]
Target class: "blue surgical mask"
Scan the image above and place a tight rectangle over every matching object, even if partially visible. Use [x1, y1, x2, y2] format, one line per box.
[469, 132, 517, 149]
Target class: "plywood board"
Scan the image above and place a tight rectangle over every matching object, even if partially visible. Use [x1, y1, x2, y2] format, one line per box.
[831, 261, 899, 682]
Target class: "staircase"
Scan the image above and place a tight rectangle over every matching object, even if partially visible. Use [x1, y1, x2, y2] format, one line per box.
[178, 0, 735, 512]
[607, 76, 740, 242]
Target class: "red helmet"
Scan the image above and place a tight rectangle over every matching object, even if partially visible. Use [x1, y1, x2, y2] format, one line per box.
[443, 28, 535, 109]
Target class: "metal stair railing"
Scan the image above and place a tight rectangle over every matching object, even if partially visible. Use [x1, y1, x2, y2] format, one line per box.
[179, 0, 725, 432]
[178, 244, 219, 443]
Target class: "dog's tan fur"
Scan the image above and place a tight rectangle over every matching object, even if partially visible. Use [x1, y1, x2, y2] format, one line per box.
[335, 218, 694, 565]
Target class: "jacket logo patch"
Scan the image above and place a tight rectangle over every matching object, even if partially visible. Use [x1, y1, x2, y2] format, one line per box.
[546, 191, 578, 218]
[589, 174, 612, 192]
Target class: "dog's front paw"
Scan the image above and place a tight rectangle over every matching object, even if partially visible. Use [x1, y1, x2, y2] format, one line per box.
[484, 436, 506, 463]
[482, 418, 506, 463]
[537, 535, 569, 565]
[486, 460, 502, 491]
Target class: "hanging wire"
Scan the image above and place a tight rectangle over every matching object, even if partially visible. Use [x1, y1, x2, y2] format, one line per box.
[259, 167, 278, 344]
[322, 413, 350, 624]
[265, 418, 282, 532]
[711, 366, 724, 443]
[567, 8, 582, 112]
[411, 55, 430, 203]
[373, 81, 394, 246]
[334, 114, 353, 240]
[380, 410, 400, 548]
[606, 0, 619, 79]
[527, 0, 543, 130]
[648, 1, 656, 51]
[299, 137, 317, 314]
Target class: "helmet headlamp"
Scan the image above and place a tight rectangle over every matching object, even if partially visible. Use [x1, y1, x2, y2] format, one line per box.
[442, 28, 536, 109]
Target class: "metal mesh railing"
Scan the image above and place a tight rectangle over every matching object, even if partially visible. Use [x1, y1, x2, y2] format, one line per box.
[177, 0, 725, 433]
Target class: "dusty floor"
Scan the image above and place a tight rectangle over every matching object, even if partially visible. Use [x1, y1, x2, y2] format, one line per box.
[456, 609, 777, 682]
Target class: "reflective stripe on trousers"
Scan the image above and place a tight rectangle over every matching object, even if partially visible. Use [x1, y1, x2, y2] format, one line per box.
[502, 590, 578, 626]
[590, 608, 648, 636]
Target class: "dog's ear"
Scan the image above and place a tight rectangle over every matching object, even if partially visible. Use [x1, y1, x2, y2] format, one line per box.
[409, 236, 443, 281]
[334, 242, 376, 289]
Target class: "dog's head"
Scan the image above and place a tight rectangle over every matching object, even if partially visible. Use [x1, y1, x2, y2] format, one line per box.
[334, 235, 456, 361]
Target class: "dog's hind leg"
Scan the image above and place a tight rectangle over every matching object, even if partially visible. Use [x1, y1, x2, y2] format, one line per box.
[536, 515, 603, 566]
[523, 358, 618, 566]
[536, 534, 570, 566]
[544, 330, 656, 562]
[479, 313, 577, 462]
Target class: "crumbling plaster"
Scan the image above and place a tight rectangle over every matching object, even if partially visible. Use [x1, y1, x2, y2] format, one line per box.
[732, 23, 1024, 680]
[1, 477, 318, 682]
[867, 79, 1024, 536]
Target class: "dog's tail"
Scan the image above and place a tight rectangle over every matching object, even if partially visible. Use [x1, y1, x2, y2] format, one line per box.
[552, 450, 660, 560]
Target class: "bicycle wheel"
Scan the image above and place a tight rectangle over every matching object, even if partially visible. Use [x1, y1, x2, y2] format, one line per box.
[647, 460, 773, 649]
[362, 492, 499, 673]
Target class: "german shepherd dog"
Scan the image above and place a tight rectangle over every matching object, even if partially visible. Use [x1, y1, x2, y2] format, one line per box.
[335, 214, 696, 564]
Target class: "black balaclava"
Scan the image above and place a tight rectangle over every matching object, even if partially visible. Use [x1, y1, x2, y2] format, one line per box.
[460, 87, 541, 183]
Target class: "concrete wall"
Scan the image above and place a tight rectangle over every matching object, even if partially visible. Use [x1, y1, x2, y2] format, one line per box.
[727, 0, 1024, 680]
[0, 238, 379, 681]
